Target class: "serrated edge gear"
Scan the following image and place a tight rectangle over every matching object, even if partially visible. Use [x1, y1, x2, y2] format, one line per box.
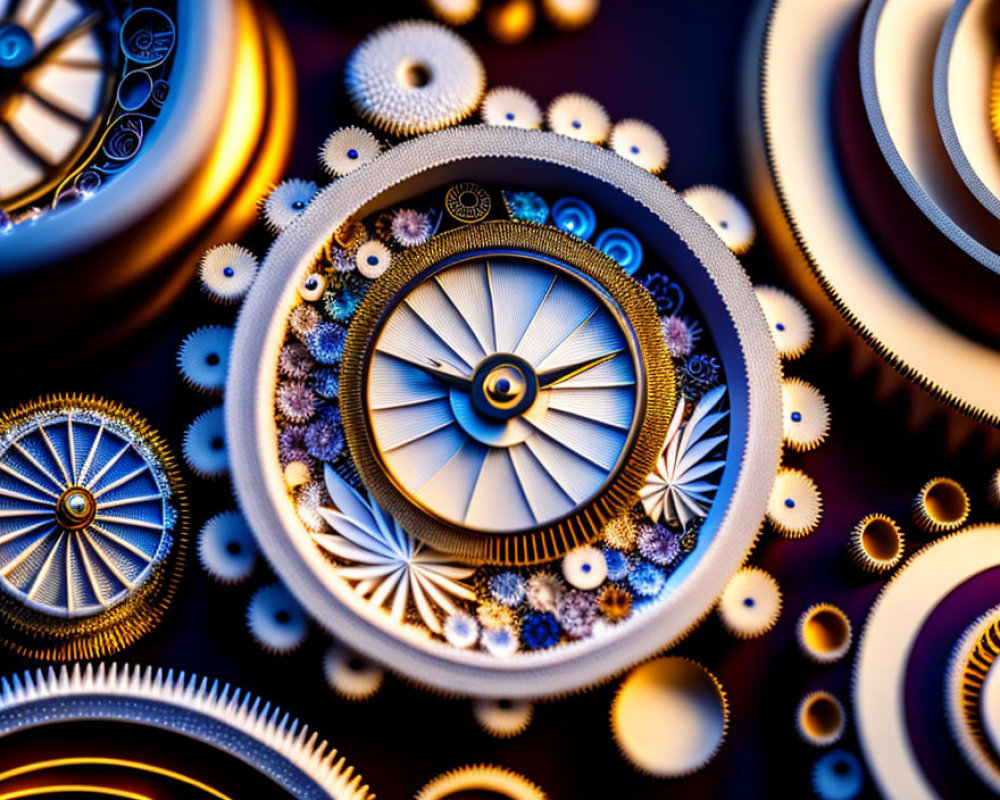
[847, 513, 904, 575]
[0, 662, 374, 800]
[0, 394, 188, 661]
[415, 763, 546, 800]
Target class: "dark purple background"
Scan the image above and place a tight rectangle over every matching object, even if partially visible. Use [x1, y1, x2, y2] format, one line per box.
[3, 0, 998, 797]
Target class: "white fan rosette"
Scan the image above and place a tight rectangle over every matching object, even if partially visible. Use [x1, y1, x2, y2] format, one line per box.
[640, 385, 728, 530]
[314, 465, 476, 635]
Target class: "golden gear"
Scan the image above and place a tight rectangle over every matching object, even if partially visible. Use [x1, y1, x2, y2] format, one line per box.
[340, 221, 674, 565]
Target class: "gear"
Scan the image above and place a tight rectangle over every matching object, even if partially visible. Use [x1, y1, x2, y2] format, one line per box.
[177, 326, 233, 394]
[681, 185, 756, 255]
[182, 406, 228, 480]
[481, 86, 543, 129]
[546, 92, 611, 144]
[323, 644, 385, 701]
[472, 698, 534, 738]
[754, 286, 814, 361]
[796, 690, 846, 746]
[561, 546, 607, 590]
[0, 662, 374, 800]
[609, 119, 669, 174]
[781, 377, 830, 452]
[246, 582, 309, 654]
[199, 244, 259, 305]
[354, 239, 392, 279]
[0, 395, 186, 660]
[767, 467, 822, 538]
[197, 510, 258, 584]
[612, 657, 728, 777]
[320, 127, 382, 177]
[797, 602, 851, 665]
[912, 476, 970, 535]
[345, 20, 486, 137]
[811, 750, 864, 800]
[416, 764, 547, 800]
[847, 513, 904, 574]
[262, 179, 318, 232]
[716, 566, 782, 639]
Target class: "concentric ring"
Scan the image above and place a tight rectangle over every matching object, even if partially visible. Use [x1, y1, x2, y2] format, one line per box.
[227, 125, 781, 697]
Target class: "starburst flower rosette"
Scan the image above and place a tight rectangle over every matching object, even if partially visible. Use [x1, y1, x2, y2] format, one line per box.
[640, 386, 728, 531]
[314, 466, 476, 635]
[0, 396, 187, 660]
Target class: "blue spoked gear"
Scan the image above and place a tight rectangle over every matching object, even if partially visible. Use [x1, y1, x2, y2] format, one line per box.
[197, 510, 258, 584]
[177, 325, 233, 394]
[199, 243, 259, 304]
[811, 750, 864, 800]
[182, 406, 229, 480]
[344, 20, 486, 137]
[262, 178, 318, 232]
[321, 126, 382, 177]
[0, 395, 186, 660]
[247, 582, 309, 653]
[0, 662, 375, 800]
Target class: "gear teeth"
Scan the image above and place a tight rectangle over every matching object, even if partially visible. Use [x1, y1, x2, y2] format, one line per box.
[0, 662, 374, 800]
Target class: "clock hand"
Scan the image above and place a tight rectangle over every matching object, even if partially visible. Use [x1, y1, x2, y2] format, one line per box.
[411, 357, 473, 390]
[536, 350, 623, 388]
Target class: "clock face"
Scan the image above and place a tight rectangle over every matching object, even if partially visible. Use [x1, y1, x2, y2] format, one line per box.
[341, 221, 673, 564]
[0, 0, 116, 208]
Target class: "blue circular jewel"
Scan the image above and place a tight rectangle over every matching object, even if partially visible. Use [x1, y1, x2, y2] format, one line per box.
[305, 407, 344, 461]
[0, 25, 35, 69]
[551, 197, 597, 240]
[627, 561, 665, 597]
[503, 190, 549, 225]
[602, 547, 630, 581]
[594, 228, 644, 275]
[306, 322, 347, 365]
[491, 571, 527, 607]
[311, 368, 340, 399]
[521, 611, 561, 650]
